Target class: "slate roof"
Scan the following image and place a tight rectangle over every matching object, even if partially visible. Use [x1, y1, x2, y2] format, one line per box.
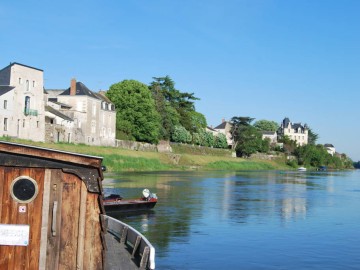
[60, 82, 99, 99]
[324, 144, 334, 148]
[94, 91, 112, 103]
[45, 106, 73, 121]
[0, 62, 43, 72]
[214, 122, 227, 129]
[0, 85, 15, 96]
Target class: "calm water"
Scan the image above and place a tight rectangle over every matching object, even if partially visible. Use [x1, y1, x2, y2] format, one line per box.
[103, 170, 360, 270]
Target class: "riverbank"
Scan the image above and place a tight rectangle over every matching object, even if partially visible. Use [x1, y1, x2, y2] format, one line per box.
[0, 138, 291, 172]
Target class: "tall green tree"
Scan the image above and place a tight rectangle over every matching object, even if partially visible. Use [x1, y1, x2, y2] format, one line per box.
[307, 127, 319, 145]
[106, 80, 161, 144]
[235, 125, 263, 157]
[230, 116, 255, 150]
[254, 119, 279, 132]
[149, 76, 200, 133]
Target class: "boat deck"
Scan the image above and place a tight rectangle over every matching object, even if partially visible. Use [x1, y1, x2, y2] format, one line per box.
[104, 232, 139, 270]
[102, 215, 155, 270]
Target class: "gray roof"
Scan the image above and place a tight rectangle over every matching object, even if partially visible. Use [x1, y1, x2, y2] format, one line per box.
[0, 85, 15, 96]
[0, 62, 43, 72]
[214, 122, 227, 129]
[60, 82, 99, 99]
[45, 106, 73, 121]
[324, 144, 334, 148]
[261, 131, 276, 135]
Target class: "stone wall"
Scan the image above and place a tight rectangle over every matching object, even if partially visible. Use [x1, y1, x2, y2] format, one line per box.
[115, 140, 172, 153]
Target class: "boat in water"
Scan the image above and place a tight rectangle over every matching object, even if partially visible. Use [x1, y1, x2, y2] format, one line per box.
[298, 167, 307, 172]
[104, 189, 158, 212]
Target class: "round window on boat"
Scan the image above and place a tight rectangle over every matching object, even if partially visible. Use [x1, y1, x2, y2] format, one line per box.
[10, 176, 39, 203]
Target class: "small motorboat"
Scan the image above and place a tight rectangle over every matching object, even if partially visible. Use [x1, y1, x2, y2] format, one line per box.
[103, 189, 157, 212]
[298, 167, 307, 172]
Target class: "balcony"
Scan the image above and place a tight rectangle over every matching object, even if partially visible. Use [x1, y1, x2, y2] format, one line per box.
[24, 108, 38, 116]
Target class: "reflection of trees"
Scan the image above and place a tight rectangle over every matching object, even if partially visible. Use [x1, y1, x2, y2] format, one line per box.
[104, 172, 206, 251]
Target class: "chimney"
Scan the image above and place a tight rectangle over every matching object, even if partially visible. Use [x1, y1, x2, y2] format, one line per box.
[70, 78, 76, 96]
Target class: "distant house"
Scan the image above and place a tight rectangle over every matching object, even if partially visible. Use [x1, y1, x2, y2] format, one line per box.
[0, 62, 45, 141]
[46, 79, 116, 146]
[278, 117, 308, 146]
[261, 131, 277, 144]
[214, 119, 233, 147]
[324, 144, 335, 156]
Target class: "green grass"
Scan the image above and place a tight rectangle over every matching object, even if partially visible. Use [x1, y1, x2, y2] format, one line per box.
[205, 160, 277, 170]
[0, 137, 291, 172]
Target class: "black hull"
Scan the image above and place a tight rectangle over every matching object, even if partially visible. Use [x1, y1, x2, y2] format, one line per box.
[104, 201, 157, 213]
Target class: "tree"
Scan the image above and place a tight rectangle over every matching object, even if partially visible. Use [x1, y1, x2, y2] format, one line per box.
[171, 125, 192, 143]
[235, 125, 263, 157]
[307, 127, 319, 145]
[230, 116, 255, 150]
[106, 80, 161, 144]
[214, 133, 228, 149]
[254, 119, 279, 132]
[150, 76, 200, 133]
[354, 161, 360, 169]
[189, 111, 207, 133]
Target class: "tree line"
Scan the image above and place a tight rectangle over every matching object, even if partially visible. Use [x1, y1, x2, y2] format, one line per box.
[105, 76, 227, 149]
[105, 76, 353, 169]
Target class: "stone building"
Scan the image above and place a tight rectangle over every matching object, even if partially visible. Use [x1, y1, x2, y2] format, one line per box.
[47, 79, 116, 146]
[0, 63, 45, 141]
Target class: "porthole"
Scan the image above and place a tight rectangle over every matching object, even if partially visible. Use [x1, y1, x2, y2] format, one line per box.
[10, 176, 39, 203]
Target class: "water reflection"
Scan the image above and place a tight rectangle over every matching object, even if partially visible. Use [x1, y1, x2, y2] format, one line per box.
[103, 170, 360, 269]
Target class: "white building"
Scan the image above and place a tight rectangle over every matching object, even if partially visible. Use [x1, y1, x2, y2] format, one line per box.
[214, 119, 233, 147]
[324, 144, 335, 156]
[278, 117, 308, 146]
[0, 63, 45, 141]
[47, 79, 116, 146]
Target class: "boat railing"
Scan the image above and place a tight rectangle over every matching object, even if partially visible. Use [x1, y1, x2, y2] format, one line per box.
[102, 214, 156, 270]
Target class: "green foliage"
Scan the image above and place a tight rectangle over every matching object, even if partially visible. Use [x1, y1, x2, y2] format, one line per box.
[254, 119, 279, 132]
[279, 135, 297, 155]
[149, 76, 200, 136]
[354, 161, 360, 169]
[307, 127, 319, 145]
[106, 80, 161, 144]
[189, 111, 207, 133]
[214, 133, 228, 149]
[205, 160, 276, 170]
[171, 125, 192, 143]
[294, 144, 353, 169]
[235, 125, 263, 157]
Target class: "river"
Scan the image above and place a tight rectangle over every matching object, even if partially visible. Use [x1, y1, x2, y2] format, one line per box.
[103, 170, 360, 270]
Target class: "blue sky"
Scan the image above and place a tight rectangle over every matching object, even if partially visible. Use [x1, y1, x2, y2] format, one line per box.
[1, 1, 359, 160]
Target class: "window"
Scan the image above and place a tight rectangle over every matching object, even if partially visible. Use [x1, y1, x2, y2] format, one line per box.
[4, 118, 8, 131]
[4, 100, 7, 109]
[92, 103, 96, 116]
[26, 80, 29, 91]
[37, 121, 39, 128]
[32, 81, 35, 87]
[19, 78, 22, 84]
[10, 176, 39, 203]
[24, 96, 30, 115]
[23, 119, 25, 128]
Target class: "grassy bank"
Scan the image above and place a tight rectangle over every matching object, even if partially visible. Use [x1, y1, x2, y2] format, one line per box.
[0, 137, 290, 172]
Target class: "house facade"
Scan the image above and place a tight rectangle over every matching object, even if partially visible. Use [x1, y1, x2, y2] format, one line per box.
[214, 119, 233, 147]
[0, 63, 45, 141]
[0, 62, 116, 147]
[47, 79, 116, 146]
[278, 117, 308, 146]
